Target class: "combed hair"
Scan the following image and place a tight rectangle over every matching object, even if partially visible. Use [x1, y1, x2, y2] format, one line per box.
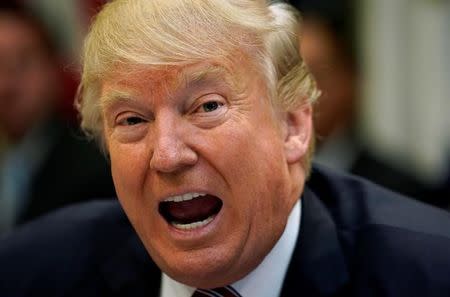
[76, 0, 319, 165]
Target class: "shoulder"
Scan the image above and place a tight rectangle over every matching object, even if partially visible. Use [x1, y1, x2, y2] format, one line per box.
[0, 200, 138, 295]
[307, 164, 450, 237]
[306, 165, 450, 295]
[1, 200, 128, 248]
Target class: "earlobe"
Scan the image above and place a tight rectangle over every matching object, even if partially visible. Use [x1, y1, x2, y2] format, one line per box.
[283, 104, 313, 164]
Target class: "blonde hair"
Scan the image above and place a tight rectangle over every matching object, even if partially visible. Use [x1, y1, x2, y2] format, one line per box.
[76, 0, 319, 165]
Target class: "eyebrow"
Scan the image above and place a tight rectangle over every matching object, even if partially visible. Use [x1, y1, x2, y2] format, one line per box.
[189, 65, 228, 83]
[99, 89, 137, 110]
[182, 64, 243, 94]
[99, 64, 244, 110]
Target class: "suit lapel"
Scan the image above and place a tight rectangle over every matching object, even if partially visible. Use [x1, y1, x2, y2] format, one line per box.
[280, 187, 349, 297]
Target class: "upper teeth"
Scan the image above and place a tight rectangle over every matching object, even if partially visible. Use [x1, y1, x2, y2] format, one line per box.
[164, 192, 206, 203]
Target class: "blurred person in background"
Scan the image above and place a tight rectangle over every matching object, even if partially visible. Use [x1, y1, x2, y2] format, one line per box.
[292, 0, 449, 209]
[0, 2, 115, 234]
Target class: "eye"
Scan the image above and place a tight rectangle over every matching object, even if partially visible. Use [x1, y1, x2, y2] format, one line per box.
[188, 94, 228, 126]
[118, 116, 146, 126]
[196, 100, 224, 113]
[202, 101, 221, 112]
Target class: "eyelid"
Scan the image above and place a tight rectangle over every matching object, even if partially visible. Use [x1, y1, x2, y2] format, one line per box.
[190, 93, 226, 112]
[115, 111, 148, 126]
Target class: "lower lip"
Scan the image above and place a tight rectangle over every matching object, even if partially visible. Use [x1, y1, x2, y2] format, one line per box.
[165, 208, 223, 242]
[172, 215, 215, 230]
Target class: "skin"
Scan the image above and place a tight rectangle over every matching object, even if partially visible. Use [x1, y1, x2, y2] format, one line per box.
[101, 57, 312, 288]
[0, 13, 59, 142]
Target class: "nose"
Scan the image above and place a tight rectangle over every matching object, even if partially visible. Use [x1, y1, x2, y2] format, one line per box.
[149, 117, 198, 173]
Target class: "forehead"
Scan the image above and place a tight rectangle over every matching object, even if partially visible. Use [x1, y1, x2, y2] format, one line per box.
[100, 59, 251, 102]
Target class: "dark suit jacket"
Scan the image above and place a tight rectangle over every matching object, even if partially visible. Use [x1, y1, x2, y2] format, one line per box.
[1, 166, 450, 296]
[351, 149, 450, 209]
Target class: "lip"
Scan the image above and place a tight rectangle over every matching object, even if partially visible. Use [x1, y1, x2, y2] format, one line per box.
[162, 201, 225, 243]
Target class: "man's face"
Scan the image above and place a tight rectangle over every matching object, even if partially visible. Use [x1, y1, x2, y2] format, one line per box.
[0, 14, 58, 141]
[101, 59, 303, 287]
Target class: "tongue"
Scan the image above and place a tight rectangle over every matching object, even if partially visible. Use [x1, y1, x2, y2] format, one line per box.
[162, 195, 222, 224]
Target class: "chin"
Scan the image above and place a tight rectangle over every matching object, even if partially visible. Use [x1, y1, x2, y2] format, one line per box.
[155, 245, 252, 288]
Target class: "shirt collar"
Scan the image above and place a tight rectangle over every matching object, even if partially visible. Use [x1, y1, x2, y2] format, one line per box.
[160, 199, 301, 297]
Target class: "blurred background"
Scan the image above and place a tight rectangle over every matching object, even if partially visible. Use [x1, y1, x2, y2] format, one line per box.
[296, 0, 450, 209]
[0, 0, 114, 235]
[0, 0, 448, 235]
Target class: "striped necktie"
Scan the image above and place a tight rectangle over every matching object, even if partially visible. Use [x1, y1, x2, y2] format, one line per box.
[192, 285, 242, 297]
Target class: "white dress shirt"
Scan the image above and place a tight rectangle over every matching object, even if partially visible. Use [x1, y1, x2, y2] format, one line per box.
[160, 200, 301, 297]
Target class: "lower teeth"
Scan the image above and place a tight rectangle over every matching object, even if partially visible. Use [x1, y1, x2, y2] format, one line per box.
[172, 215, 215, 230]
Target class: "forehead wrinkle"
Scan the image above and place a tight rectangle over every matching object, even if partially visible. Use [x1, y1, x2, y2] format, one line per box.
[182, 64, 245, 96]
[100, 62, 250, 111]
[132, 66, 183, 104]
[99, 65, 181, 110]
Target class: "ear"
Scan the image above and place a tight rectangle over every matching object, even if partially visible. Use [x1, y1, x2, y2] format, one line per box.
[283, 104, 313, 164]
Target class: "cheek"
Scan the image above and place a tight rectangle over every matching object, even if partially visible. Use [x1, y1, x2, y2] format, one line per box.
[109, 142, 149, 202]
[108, 142, 156, 238]
[208, 123, 288, 211]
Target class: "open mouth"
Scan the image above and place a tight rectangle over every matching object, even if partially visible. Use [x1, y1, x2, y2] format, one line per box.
[159, 193, 223, 230]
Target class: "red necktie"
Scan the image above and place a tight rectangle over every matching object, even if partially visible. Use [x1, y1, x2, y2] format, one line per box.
[192, 285, 242, 297]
